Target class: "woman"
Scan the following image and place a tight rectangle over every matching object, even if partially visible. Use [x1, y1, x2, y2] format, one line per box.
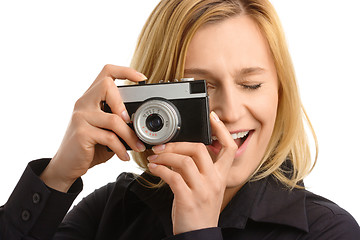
[1, 0, 359, 239]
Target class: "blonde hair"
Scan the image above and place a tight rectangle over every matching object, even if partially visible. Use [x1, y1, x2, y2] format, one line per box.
[130, 0, 318, 189]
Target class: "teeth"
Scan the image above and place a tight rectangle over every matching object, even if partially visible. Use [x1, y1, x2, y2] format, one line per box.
[212, 131, 249, 141]
[232, 131, 249, 139]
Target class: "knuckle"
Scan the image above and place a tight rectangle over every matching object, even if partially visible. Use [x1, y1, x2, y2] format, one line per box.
[108, 114, 120, 127]
[102, 64, 113, 73]
[165, 142, 175, 150]
[196, 143, 207, 152]
[105, 131, 116, 141]
[105, 131, 118, 142]
[212, 181, 223, 194]
[100, 77, 114, 89]
[170, 173, 183, 186]
[74, 97, 85, 110]
[71, 111, 84, 124]
[193, 143, 208, 159]
[197, 190, 211, 203]
[181, 156, 193, 167]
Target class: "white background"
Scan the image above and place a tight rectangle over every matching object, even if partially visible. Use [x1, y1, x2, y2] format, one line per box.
[1, 0, 359, 223]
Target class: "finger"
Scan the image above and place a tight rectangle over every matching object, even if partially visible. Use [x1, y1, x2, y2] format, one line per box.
[91, 65, 147, 89]
[84, 76, 127, 117]
[98, 65, 147, 115]
[99, 64, 147, 82]
[148, 162, 191, 198]
[210, 111, 238, 175]
[147, 153, 200, 189]
[82, 76, 132, 124]
[85, 65, 147, 121]
[85, 110, 146, 152]
[87, 123, 130, 161]
[152, 142, 213, 174]
[97, 66, 147, 115]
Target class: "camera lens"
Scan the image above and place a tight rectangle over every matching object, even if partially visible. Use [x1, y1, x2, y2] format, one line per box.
[133, 99, 181, 145]
[146, 114, 164, 132]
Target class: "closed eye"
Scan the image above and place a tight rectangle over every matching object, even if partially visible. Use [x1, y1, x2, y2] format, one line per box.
[240, 83, 262, 90]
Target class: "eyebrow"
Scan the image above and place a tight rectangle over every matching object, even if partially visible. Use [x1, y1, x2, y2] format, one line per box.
[184, 67, 265, 78]
[240, 67, 265, 76]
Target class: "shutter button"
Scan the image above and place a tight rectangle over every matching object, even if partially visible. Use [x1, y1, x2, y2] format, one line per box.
[32, 193, 41, 204]
[21, 210, 31, 222]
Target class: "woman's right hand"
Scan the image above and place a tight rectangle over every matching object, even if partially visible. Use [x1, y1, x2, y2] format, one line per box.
[40, 65, 147, 192]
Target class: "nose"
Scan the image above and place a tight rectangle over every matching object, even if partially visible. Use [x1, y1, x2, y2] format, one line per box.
[211, 83, 244, 124]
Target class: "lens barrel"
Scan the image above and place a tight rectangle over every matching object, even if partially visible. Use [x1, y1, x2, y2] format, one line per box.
[133, 99, 181, 145]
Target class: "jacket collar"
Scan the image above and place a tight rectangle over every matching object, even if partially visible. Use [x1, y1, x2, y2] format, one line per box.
[219, 176, 309, 232]
[128, 172, 309, 237]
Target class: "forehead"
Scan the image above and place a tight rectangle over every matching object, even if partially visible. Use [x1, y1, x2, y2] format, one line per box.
[185, 15, 274, 71]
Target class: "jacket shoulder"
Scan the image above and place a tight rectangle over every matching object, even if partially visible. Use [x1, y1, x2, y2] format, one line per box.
[304, 191, 360, 239]
[56, 172, 139, 239]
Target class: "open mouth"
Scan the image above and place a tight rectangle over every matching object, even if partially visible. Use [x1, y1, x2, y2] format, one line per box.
[209, 130, 253, 157]
[211, 130, 250, 148]
[232, 131, 250, 147]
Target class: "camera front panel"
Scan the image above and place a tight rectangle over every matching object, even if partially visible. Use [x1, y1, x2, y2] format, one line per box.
[103, 80, 212, 150]
[169, 97, 212, 144]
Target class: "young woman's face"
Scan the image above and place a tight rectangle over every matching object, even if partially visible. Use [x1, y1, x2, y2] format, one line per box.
[184, 15, 279, 187]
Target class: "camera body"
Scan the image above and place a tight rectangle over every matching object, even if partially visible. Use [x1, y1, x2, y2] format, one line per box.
[103, 79, 212, 150]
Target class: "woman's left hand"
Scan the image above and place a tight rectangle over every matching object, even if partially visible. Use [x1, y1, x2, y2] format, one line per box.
[147, 111, 238, 235]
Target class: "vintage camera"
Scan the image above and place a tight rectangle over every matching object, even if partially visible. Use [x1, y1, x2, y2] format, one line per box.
[103, 79, 212, 150]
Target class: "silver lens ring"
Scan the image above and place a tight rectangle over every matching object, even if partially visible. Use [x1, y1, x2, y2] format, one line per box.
[133, 99, 181, 145]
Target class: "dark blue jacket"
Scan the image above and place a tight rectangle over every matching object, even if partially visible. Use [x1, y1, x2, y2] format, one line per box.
[1, 159, 360, 239]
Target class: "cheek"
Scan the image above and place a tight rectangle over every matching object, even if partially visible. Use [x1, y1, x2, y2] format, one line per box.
[251, 90, 278, 136]
[207, 90, 219, 110]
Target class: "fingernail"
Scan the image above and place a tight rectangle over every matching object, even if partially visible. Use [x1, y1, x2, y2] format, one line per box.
[211, 111, 220, 122]
[147, 155, 158, 162]
[136, 71, 148, 80]
[123, 152, 130, 161]
[152, 144, 165, 153]
[148, 162, 158, 169]
[121, 110, 131, 123]
[136, 141, 146, 152]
